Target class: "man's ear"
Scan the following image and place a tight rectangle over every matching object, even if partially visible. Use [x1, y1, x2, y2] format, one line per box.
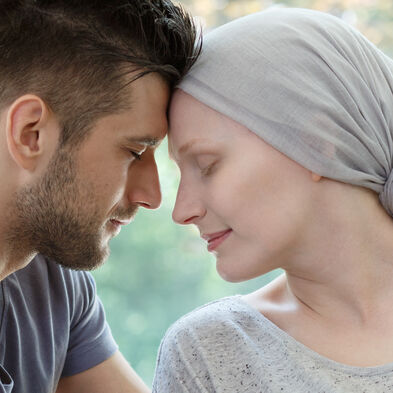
[311, 172, 322, 182]
[6, 94, 58, 171]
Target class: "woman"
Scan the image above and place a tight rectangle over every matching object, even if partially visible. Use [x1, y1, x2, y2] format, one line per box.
[153, 8, 393, 392]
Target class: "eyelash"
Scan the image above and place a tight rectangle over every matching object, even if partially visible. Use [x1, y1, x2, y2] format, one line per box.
[201, 162, 216, 176]
[130, 151, 142, 161]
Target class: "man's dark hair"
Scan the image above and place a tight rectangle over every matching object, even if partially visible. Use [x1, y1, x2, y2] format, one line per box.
[0, 0, 201, 145]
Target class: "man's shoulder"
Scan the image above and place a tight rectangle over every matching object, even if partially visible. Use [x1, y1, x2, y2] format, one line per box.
[17, 253, 93, 283]
[9, 254, 96, 305]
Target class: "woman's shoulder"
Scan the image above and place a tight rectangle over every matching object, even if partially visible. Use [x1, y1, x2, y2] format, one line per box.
[168, 295, 250, 329]
[163, 276, 288, 345]
[159, 295, 270, 354]
[153, 295, 284, 392]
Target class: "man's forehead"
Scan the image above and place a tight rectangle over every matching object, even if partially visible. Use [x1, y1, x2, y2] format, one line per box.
[112, 74, 169, 146]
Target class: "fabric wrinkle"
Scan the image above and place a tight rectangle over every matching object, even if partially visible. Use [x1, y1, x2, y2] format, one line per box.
[179, 8, 393, 216]
[380, 168, 393, 216]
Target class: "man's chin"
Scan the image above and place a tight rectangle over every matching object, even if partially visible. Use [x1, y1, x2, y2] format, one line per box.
[42, 244, 110, 271]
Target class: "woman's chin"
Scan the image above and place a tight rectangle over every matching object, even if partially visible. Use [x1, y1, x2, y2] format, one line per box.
[216, 256, 271, 283]
[216, 262, 253, 283]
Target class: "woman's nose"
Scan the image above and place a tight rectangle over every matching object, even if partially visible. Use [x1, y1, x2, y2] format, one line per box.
[172, 181, 205, 225]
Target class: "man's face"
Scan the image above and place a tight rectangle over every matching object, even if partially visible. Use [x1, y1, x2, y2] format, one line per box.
[9, 73, 169, 270]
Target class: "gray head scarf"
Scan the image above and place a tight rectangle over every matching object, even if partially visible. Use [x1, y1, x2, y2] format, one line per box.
[178, 8, 393, 216]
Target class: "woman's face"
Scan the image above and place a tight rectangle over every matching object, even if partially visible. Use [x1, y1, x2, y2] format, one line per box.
[169, 90, 319, 282]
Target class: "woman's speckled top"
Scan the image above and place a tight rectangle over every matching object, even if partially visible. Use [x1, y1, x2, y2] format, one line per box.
[153, 296, 393, 392]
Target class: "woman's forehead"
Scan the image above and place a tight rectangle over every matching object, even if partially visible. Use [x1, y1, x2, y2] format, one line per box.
[169, 89, 212, 120]
[169, 89, 244, 130]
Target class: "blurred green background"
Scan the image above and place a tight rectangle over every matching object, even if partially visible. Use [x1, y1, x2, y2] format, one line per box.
[92, 0, 393, 386]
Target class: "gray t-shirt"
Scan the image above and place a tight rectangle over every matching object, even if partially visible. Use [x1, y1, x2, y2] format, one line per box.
[153, 295, 393, 392]
[0, 254, 118, 393]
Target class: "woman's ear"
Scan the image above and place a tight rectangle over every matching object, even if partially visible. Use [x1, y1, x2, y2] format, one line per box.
[311, 172, 322, 182]
[6, 94, 54, 171]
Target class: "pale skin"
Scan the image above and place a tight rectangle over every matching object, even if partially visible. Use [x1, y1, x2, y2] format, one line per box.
[169, 89, 393, 369]
[0, 73, 169, 392]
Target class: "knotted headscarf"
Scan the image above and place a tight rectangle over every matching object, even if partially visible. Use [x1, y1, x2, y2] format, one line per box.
[178, 8, 393, 216]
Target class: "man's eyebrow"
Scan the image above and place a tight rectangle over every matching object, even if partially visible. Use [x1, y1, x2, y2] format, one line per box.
[122, 136, 160, 147]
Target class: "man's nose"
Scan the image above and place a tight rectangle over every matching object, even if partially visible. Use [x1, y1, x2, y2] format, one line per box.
[127, 157, 162, 210]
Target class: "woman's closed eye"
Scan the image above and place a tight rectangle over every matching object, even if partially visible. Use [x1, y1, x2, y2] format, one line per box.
[196, 154, 218, 176]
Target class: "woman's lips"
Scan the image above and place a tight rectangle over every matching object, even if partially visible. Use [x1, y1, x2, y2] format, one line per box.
[202, 229, 233, 252]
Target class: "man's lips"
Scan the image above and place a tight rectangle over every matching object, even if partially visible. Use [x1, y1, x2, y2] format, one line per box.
[201, 229, 232, 252]
[109, 218, 132, 226]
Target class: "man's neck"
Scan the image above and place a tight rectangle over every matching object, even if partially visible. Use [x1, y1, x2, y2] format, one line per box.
[0, 243, 36, 281]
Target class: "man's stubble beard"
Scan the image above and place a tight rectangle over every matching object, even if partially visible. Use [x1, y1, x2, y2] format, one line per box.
[7, 146, 109, 271]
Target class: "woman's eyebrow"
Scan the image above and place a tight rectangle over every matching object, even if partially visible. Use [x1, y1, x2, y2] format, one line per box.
[178, 138, 210, 155]
[169, 138, 212, 161]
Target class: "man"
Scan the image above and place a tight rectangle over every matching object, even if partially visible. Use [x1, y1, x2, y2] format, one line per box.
[0, 0, 200, 392]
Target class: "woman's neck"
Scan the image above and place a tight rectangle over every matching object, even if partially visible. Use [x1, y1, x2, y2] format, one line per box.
[284, 184, 393, 326]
